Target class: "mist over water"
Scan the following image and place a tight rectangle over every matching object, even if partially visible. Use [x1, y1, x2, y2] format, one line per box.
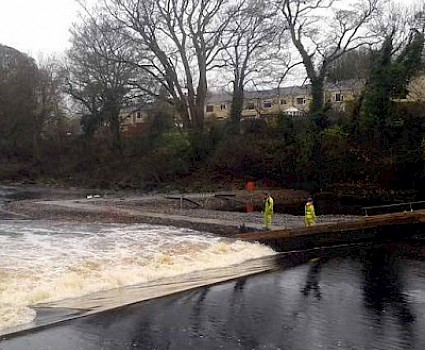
[0, 220, 276, 333]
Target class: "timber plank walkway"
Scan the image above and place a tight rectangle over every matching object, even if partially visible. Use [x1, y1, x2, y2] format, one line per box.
[235, 209, 425, 244]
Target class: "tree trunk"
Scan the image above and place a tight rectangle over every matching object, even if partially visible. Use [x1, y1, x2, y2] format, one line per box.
[109, 112, 121, 151]
[32, 116, 42, 162]
[310, 78, 324, 115]
[309, 78, 329, 129]
[229, 88, 244, 134]
[32, 131, 40, 162]
[194, 69, 207, 131]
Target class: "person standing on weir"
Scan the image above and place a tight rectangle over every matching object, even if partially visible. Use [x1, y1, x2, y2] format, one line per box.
[263, 191, 274, 230]
[305, 197, 316, 227]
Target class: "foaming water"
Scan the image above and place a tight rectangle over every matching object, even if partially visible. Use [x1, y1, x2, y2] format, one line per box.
[4, 242, 425, 349]
[0, 220, 275, 332]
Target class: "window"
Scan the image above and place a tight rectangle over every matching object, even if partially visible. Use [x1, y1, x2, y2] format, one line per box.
[206, 105, 214, 112]
[136, 111, 141, 119]
[335, 93, 344, 102]
[296, 97, 304, 105]
[280, 99, 287, 105]
[263, 100, 273, 108]
[220, 103, 226, 110]
[245, 101, 255, 110]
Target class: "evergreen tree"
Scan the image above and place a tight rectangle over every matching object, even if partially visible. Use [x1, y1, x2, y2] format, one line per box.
[359, 29, 425, 153]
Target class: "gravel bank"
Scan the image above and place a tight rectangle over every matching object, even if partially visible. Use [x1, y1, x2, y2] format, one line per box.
[5, 192, 360, 236]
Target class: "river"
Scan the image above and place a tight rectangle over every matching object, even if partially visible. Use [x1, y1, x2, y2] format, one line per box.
[1, 186, 425, 349]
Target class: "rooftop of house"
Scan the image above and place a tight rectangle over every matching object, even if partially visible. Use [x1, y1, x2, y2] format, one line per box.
[206, 85, 310, 103]
[206, 79, 362, 104]
[325, 79, 364, 92]
[120, 101, 156, 115]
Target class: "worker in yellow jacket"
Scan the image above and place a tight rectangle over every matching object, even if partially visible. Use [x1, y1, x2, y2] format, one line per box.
[263, 191, 274, 230]
[305, 197, 316, 227]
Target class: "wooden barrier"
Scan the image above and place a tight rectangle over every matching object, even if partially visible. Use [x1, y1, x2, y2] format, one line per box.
[235, 210, 425, 251]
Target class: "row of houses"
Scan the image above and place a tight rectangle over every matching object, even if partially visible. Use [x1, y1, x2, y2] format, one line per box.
[121, 76, 425, 133]
[204, 80, 363, 121]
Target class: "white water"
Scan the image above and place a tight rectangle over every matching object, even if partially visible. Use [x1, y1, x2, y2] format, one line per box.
[0, 220, 275, 332]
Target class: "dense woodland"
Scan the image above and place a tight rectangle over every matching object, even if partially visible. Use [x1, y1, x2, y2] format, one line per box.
[1, 0, 425, 202]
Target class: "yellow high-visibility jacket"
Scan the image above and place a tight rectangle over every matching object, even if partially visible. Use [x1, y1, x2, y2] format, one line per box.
[264, 196, 274, 216]
[305, 203, 316, 221]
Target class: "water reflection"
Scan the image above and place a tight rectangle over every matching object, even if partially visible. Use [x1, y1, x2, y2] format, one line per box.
[301, 258, 323, 300]
[191, 288, 210, 334]
[3, 243, 425, 350]
[362, 246, 415, 349]
[233, 277, 247, 292]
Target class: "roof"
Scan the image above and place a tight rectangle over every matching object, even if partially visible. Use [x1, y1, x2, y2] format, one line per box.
[206, 84, 311, 103]
[245, 85, 311, 99]
[205, 79, 367, 103]
[206, 92, 233, 103]
[325, 79, 363, 91]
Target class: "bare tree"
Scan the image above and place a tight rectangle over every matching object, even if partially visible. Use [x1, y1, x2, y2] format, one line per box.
[326, 47, 372, 83]
[106, 0, 236, 131]
[220, 0, 283, 133]
[32, 57, 66, 161]
[409, 1, 425, 34]
[279, 0, 380, 127]
[66, 12, 137, 150]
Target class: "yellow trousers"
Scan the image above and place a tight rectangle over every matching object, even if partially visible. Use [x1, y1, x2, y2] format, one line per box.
[264, 214, 272, 230]
[305, 218, 315, 227]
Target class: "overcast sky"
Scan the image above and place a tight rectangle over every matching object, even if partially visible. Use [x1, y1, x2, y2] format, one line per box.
[0, 0, 82, 58]
[0, 0, 420, 60]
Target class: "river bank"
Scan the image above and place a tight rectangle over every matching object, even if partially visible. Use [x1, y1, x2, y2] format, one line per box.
[2, 185, 360, 235]
[1, 185, 425, 350]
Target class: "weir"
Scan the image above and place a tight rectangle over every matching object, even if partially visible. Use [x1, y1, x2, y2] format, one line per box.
[0, 256, 278, 338]
[3, 194, 425, 344]
[235, 209, 425, 251]
[14, 197, 425, 249]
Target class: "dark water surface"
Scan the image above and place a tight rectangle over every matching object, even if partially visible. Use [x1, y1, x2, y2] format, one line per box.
[1, 241, 425, 350]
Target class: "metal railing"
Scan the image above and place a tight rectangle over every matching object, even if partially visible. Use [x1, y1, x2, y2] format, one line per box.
[361, 200, 425, 216]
